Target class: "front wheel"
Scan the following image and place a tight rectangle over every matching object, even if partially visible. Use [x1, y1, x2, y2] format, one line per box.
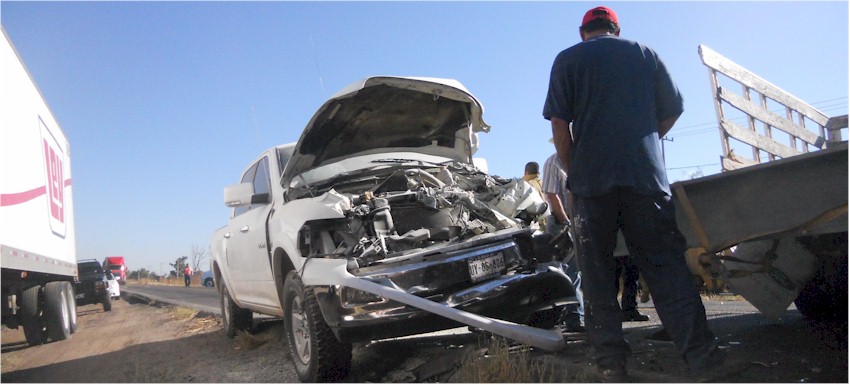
[282, 271, 352, 382]
[219, 281, 252, 338]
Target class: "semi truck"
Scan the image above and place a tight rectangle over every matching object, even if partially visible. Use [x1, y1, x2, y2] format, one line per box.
[103, 256, 128, 285]
[1, 27, 79, 345]
[676, 45, 847, 323]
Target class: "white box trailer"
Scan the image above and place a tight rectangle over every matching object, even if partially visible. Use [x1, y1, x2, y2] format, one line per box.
[1, 27, 78, 345]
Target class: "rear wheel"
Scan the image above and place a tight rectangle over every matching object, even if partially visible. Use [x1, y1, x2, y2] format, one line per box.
[44, 282, 71, 341]
[65, 283, 78, 334]
[220, 282, 252, 338]
[204, 278, 214, 288]
[20, 285, 47, 346]
[283, 271, 352, 382]
[794, 234, 848, 322]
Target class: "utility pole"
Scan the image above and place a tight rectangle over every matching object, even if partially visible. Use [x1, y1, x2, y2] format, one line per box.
[661, 136, 674, 162]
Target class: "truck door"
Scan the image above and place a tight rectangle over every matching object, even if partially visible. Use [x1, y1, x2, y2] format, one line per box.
[225, 155, 278, 309]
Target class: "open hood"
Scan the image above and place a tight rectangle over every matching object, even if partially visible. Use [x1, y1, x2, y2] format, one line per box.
[283, 76, 490, 183]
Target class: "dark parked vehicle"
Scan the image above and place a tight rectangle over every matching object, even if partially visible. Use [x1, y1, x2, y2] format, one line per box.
[74, 259, 112, 312]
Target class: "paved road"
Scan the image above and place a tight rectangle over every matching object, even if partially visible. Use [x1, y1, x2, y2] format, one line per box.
[122, 284, 221, 315]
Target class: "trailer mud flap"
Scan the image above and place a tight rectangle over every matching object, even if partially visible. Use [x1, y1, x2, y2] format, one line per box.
[301, 258, 567, 352]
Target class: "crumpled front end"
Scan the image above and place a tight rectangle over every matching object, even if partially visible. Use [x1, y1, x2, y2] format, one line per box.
[292, 161, 573, 343]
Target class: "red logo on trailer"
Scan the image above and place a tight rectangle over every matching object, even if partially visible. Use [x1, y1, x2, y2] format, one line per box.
[44, 138, 64, 223]
[40, 117, 67, 238]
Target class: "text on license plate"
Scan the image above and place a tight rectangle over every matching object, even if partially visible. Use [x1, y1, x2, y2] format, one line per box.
[468, 252, 506, 282]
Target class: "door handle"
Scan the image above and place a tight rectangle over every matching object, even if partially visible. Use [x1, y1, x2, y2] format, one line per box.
[224, 233, 231, 239]
[240, 226, 250, 233]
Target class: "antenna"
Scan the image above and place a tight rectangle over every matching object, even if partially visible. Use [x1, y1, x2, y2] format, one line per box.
[310, 35, 325, 94]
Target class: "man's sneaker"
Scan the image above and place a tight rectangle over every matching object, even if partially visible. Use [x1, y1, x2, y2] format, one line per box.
[622, 310, 650, 322]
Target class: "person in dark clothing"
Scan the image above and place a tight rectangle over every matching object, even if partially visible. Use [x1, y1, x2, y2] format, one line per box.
[542, 5, 724, 381]
[615, 256, 649, 322]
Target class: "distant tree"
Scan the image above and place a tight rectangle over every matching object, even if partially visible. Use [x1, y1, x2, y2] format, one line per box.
[128, 267, 154, 280]
[189, 244, 208, 273]
[169, 256, 189, 277]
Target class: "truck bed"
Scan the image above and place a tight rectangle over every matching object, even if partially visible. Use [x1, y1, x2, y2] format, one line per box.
[672, 142, 847, 254]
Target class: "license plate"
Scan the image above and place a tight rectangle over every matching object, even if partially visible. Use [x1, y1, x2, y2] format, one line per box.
[468, 252, 506, 282]
[75, 293, 85, 299]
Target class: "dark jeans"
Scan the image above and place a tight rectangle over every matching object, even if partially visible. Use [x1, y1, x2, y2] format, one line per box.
[184, 275, 191, 287]
[573, 188, 718, 370]
[546, 219, 584, 324]
[614, 255, 640, 312]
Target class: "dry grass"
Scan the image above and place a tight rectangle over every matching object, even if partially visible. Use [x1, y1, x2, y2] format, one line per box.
[233, 327, 281, 351]
[454, 337, 565, 383]
[127, 276, 201, 287]
[168, 306, 199, 322]
[185, 315, 220, 335]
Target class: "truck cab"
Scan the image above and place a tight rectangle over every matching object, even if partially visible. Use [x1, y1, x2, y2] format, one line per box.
[102, 256, 127, 285]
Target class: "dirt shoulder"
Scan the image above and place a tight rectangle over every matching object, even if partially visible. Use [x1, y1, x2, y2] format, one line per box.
[2, 292, 847, 383]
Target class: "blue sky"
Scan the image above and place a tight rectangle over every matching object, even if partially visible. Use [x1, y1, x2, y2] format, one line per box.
[2, 1, 847, 275]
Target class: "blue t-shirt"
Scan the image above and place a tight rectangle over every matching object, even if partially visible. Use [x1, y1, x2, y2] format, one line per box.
[543, 35, 683, 197]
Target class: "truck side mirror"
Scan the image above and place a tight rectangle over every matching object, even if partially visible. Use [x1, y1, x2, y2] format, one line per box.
[224, 183, 271, 207]
[224, 183, 255, 207]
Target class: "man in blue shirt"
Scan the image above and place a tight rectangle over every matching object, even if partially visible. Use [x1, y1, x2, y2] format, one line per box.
[543, 6, 724, 381]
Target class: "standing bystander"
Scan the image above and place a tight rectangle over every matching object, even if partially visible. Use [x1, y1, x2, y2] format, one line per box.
[542, 152, 584, 332]
[542, 5, 724, 381]
[522, 161, 545, 200]
[183, 265, 193, 287]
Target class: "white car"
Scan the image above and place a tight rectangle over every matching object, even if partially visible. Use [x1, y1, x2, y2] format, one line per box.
[105, 271, 120, 300]
[211, 76, 575, 382]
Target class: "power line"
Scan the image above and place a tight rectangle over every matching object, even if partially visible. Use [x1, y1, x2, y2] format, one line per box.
[666, 163, 719, 171]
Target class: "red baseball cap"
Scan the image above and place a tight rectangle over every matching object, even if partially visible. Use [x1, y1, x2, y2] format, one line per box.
[581, 6, 619, 28]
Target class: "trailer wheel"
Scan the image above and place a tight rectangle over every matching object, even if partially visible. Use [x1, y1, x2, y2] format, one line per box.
[220, 281, 252, 338]
[283, 271, 352, 382]
[65, 283, 78, 334]
[795, 233, 848, 322]
[44, 282, 71, 341]
[20, 285, 47, 346]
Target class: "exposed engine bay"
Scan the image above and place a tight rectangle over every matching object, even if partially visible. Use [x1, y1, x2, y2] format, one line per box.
[294, 160, 548, 268]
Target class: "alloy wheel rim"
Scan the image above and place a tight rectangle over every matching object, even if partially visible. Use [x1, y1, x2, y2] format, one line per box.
[290, 296, 311, 364]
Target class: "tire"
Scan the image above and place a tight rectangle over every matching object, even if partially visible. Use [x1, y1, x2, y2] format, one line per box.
[65, 283, 78, 334]
[20, 285, 47, 346]
[204, 278, 214, 288]
[283, 271, 352, 382]
[794, 257, 848, 322]
[220, 282, 252, 338]
[794, 237, 848, 322]
[44, 282, 71, 342]
[102, 290, 112, 312]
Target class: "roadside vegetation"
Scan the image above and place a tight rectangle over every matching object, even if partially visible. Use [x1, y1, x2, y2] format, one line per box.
[454, 337, 578, 383]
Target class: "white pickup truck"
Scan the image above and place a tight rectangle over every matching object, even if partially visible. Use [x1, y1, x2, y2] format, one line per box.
[210, 76, 576, 382]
